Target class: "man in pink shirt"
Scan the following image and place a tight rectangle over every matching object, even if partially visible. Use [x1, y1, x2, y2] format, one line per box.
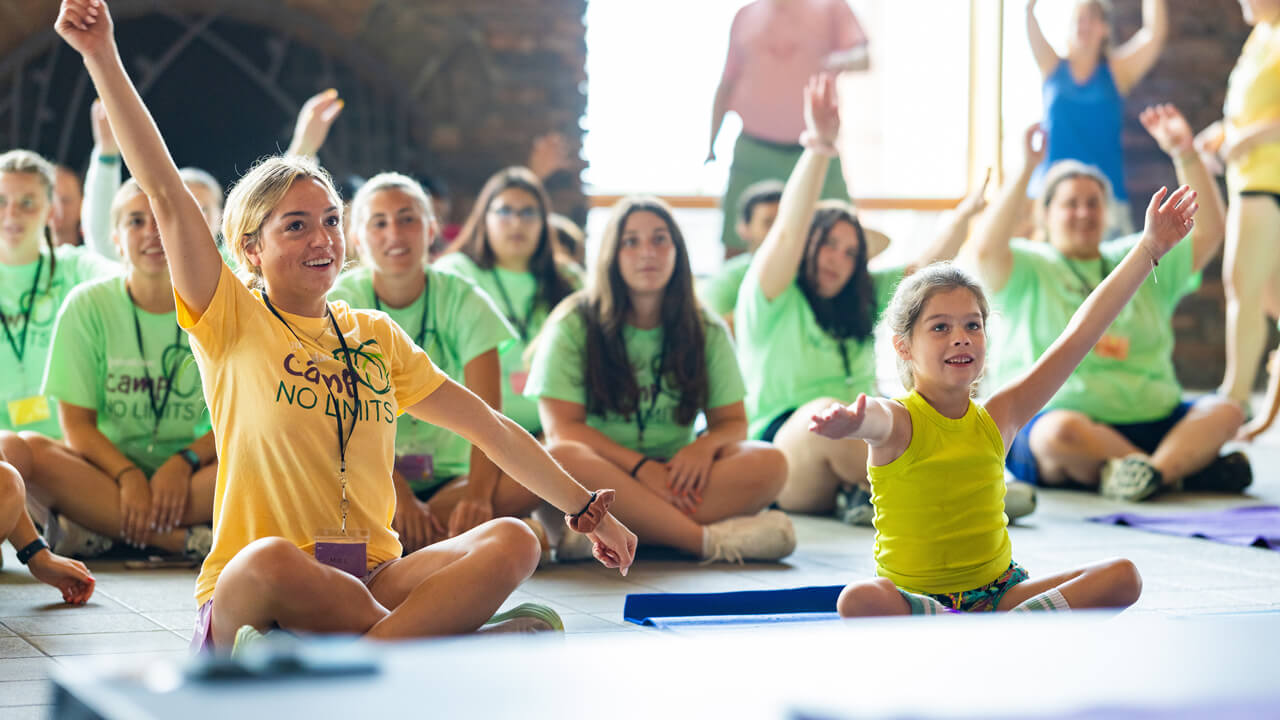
[708, 0, 869, 256]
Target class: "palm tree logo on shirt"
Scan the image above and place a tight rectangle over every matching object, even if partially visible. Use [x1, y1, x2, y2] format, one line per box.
[162, 342, 201, 399]
[333, 338, 392, 395]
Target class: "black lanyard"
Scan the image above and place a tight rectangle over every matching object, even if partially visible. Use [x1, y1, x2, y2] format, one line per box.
[1063, 253, 1112, 297]
[489, 269, 536, 342]
[126, 284, 183, 447]
[373, 273, 431, 348]
[262, 294, 361, 503]
[635, 346, 667, 445]
[0, 254, 45, 364]
[837, 339, 854, 386]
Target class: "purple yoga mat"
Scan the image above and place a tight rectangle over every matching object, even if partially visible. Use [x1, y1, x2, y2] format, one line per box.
[1089, 505, 1280, 550]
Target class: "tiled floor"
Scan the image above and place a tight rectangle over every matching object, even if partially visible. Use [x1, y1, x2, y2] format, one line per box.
[4, 432, 1280, 718]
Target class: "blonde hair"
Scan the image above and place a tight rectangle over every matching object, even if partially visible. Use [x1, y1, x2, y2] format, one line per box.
[108, 178, 146, 229]
[348, 172, 435, 264]
[222, 156, 342, 288]
[178, 167, 224, 210]
[0, 149, 58, 281]
[884, 263, 990, 390]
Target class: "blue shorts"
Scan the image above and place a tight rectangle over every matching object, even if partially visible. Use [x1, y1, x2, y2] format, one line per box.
[1005, 400, 1193, 486]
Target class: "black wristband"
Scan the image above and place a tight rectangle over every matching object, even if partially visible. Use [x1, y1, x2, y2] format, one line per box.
[630, 456, 652, 477]
[177, 448, 202, 472]
[569, 491, 598, 519]
[17, 537, 49, 565]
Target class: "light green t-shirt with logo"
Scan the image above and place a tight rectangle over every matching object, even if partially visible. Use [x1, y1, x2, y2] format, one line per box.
[328, 266, 516, 488]
[988, 234, 1200, 425]
[433, 252, 580, 434]
[525, 305, 746, 460]
[41, 276, 209, 474]
[0, 245, 121, 436]
[734, 262, 905, 439]
[698, 253, 753, 318]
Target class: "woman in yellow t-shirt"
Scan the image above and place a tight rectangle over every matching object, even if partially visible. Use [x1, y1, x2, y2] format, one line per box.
[809, 177, 1206, 615]
[56, 0, 635, 653]
[1200, 0, 1280, 406]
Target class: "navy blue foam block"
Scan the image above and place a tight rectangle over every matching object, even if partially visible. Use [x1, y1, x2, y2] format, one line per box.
[623, 585, 844, 626]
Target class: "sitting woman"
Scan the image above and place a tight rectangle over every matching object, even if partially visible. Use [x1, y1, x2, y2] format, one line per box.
[434, 167, 579, 436]
[528, 196, 793, 563]
[57, 0, 634, 652]
[962, 106, 1245, 501]
[734, 75, 967, 524]
[330, 172, 540, 551]
[25, 179, 216, 560]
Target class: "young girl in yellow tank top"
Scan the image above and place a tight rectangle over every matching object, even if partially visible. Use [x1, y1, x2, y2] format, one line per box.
[808, 182, 1201, 616]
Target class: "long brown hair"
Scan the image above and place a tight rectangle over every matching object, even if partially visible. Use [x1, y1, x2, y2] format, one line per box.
[576, 196, 707, 426]
[450, 166, 573, 312]
[798, 200, 875, 342]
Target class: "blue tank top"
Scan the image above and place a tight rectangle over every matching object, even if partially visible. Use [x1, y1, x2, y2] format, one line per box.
[1029, 60, 1128, 201]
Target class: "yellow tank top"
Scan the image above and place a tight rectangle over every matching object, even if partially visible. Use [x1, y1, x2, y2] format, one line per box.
[1225, 20, 1280, 195]
[869, 390, 1012, 594]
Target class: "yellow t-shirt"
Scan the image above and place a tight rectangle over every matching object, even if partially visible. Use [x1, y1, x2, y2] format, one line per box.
[1225, 19, 1280, 195]
[869, 391, 1012, 594]
[179, 264, 446, 605]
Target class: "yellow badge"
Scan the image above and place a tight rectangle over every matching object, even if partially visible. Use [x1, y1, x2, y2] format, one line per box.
[1094, 335, 1130, 361]
[7, 395, 51, 426]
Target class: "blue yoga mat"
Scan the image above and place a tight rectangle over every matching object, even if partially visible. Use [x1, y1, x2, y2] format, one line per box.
[623, 585, 844, 626]
[1089, 505, 1280, 550]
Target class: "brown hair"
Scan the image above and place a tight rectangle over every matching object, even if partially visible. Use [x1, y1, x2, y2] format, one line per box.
[884, 262, 991, 390]
[798, 200, 876, 342]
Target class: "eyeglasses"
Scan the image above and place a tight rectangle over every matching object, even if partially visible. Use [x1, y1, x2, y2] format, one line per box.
[489, 206, 540, 222]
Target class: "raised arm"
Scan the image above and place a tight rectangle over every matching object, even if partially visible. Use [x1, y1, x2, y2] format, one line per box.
[959, 125, 1044, 293]
[752, 74, 839, 300]
[81, 99, 121, 258]
[285, 88, 344, 159]
[985, 184, 1198, 443]
[1111, 0, 1169, 95]
[808, 393, 913, 466]
[908, 168, 991, 274]
[707, 79, 735, 164]
[1139, 103, 1225, 273]
[56, 0, 221, 312]
[1026, 0, 1061, 79]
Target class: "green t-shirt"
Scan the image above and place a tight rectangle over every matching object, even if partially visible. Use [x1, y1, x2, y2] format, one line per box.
[525, 306, 746, 460]
[329, 266, 516, 487]
[433, 252, 580, 433]
[734, 262, 906, 439]
[41, 276, 209, 474]
[989, 234, 1200, 424]
[0, 245, 120, 436]
[698, 253, 753, 318]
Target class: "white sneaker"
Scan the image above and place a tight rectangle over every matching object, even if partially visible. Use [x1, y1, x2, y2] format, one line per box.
[1099, 454, 1163, 502]
[1003, 477, 1037, 521]
[184, 525, 213, 561]
[45, 513, 113, 559]
[700, 510, 796, 564]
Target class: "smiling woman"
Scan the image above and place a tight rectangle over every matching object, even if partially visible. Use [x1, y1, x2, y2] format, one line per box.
[54, 0, 636, 653]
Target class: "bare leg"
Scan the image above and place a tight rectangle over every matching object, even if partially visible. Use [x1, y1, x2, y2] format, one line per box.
[773, 397, 869, 513]
[996, 558, 1141, 611]
[1028, 410, 1142, 486]
[836, 577, 910, 618]
[547, 441, 704, 555]
[1221, 195, 1280, 406]
[1149, 397, 1243, 485]
[22, 434, 187, 553]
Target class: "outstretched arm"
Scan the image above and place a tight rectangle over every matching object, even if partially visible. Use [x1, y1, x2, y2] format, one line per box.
[56, 0, 221, 313]
[1222, 119, 1280, 166]
[1026, 0, 1061, 79]
[752, 74, 839, 300]
[1111, 0, 1169, 95]
[809, 394, 913, 466]
[985, 184, 1198, 443]
[959, 125, 1044, 293]
[286, 88, 344, 159]
[1139, 103, 1226, 273]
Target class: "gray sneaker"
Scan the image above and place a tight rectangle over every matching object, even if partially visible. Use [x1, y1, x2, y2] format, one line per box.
[701, 510, 796, 564]
[45, 513, 114, 559]
[1099, 454, 1163, 502]
[835, 484, 875, 527]
[184, 524, 213, 561]
[1004, 477, 1037, 521]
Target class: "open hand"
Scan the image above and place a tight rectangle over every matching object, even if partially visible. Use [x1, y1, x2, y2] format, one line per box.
[27, 550, 96, 605]
[447, 496, 494, 538]
[147, 458, 190, 534]
[586, 513, 637, 576]
[90, 98, 119, 155]
[118, 469, 153, 547]
[802, 73, 840, 147]
[55, 0, 115, 59]
[1140, 185, 1197, 260]
[1139, 104, 1194, 158]
[667, 438, 715, 515]
[1022, 123, 1047, 169]
[288, 88, 344, 158]
[392, 489, 444, 553]
[809, 394, 868, 440]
